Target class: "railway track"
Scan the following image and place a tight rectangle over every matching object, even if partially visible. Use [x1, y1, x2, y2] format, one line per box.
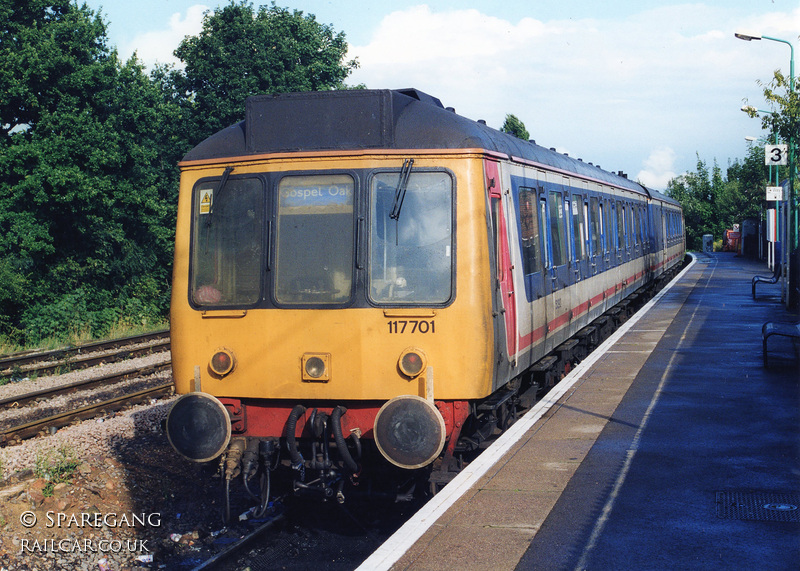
[0, 362, 172, 409]
[0, 329, 170, 380]
[1, 381, 174, 445]
[0, 330, 175, 446]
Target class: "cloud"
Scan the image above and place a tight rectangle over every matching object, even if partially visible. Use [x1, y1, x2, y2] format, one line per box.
[636, 147, 678, 190]
[346, 3, 797, 181]
[120, 4, 209, 68]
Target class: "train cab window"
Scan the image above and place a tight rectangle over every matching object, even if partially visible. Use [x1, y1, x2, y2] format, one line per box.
[518, 188, 542, 275]
[548, 191, 567, 267]
[369, 171, 453, 305]
[191, 176, 264, 307]
[275, 174, 355, 305]
[589, 197, 602, 256]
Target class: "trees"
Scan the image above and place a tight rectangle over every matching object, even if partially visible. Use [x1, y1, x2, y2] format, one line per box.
[666, 147, 769, 250]
[0, 1, 179, 344]
[501, 114, 530, 141]
[0, 1, 359, 346]
[171, 0, 359, 146]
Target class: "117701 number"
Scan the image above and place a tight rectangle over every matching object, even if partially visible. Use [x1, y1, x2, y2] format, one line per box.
[387, 320, 435, 334]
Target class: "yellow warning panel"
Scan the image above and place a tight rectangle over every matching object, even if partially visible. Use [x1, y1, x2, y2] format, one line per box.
[199, 190, 213, 214]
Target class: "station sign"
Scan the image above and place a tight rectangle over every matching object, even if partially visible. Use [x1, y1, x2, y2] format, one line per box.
[766, 186, 785, 201]
[765, 144, 788, 166]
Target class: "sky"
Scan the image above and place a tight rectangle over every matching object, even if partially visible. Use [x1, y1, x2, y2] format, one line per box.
[81, 0, 800, 190]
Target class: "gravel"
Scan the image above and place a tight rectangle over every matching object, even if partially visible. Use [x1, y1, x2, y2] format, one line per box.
[0, 353, 229, 571]
[0, 352, 170, 402]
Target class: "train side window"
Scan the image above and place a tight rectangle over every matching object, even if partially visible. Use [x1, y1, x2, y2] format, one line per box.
[626, 204, 634, 248]
[539, 197, 550, 269]
[572, 194, 587, 260]
[604, 200, 614, 254]
[589, 197, 602, 256]
[191, 176, 264, 307]
[518, 188, 541, 275]
[564, 198, 574, 263]
[275, 174, 355, 305]
[616, 201, 625, 251]
[548, 191, 567, 267]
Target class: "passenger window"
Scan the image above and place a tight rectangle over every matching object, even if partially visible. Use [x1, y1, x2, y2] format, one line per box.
[519, 188, 541, 275]
[573, 194, 587, 260]
[604, 201, 615, 254]
[589, 198, 602, 257]
[191, 177, 264, 307]
[616, 202, 625, 251]
[548, 191, 567, 267]
[275, 174, 355, 305]
[626, 205, 634, 248]
[539, 197, 550, 269]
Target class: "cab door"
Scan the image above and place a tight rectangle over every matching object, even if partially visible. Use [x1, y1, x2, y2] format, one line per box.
[485, 160, 518, 365]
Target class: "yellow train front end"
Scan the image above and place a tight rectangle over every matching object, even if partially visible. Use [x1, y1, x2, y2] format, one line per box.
[167, 122, 496, 502]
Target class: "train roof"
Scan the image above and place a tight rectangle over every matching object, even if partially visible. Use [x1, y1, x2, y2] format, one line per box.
[182, 88, 677, 205]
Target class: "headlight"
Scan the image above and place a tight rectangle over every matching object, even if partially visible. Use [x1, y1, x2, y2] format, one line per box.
[302, 353, 330, 382]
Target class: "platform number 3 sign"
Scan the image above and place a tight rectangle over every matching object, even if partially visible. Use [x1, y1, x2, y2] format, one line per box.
[765, 144, 788, 166]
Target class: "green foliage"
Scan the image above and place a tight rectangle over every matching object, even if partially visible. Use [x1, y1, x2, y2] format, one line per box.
[0, 1, 180, 345]
[172, 0, 359, 145]
[34, 446, 80, 497]
[667, 147, 770, 250]
[0, 1, 359, 347]
[501, 114, 530, 140]
[752, 67, 799, 157]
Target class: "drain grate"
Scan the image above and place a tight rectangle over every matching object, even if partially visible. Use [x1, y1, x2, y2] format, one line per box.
[716, 491, 800, 522]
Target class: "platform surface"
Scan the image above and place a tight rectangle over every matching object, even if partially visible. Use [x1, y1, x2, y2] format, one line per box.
[386, 253, 800, 571]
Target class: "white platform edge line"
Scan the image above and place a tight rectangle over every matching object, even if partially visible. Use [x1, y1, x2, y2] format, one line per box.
[357, 254, 697, 571]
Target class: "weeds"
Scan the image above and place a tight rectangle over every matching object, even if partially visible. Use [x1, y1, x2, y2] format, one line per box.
[34, 446, 81, 497]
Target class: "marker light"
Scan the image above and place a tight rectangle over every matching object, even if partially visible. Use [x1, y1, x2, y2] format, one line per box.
[399, 348, 427, 378]
[210, 348, 235, 377]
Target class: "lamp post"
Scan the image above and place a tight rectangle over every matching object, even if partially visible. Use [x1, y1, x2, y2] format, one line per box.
[736, 31, 797, 308]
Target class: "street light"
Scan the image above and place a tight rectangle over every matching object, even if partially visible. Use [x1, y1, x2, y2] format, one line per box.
[736, 30, 797, 308]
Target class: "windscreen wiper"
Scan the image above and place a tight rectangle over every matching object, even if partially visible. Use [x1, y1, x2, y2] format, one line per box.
[206, 166, 234, 227]
[389, 158, 414, 221]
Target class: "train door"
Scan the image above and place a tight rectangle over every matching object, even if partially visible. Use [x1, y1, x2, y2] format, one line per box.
[571, 192, 589, 280]
[485, 160, 518, 365]
[541, 184, 570, 341]
[547, 188, 570, 290]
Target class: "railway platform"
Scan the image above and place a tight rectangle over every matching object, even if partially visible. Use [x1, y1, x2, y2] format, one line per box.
[362, 252, 800, 571]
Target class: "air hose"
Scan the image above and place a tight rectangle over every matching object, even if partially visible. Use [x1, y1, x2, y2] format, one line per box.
[331, 406, 359, 473]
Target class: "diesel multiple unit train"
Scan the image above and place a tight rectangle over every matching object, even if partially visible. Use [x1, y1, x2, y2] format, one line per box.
[165, 88, 685, 511]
